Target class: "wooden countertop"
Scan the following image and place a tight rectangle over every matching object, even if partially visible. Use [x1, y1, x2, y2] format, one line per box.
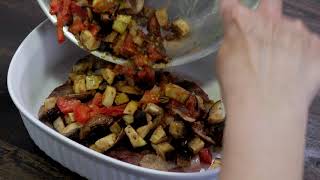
[0, 0, 319, 179]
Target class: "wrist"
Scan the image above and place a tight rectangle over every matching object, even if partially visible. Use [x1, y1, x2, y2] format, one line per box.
[222, 90, 308, 180]
[222, 89, 309, 122]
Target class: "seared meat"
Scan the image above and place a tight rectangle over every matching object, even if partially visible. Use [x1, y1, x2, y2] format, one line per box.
[106, 147, 146, 166]
[192, 122, 215, 144]
[48, 82, 74, 98]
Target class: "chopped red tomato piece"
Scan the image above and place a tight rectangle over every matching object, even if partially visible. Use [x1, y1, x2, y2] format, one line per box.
[120, 34, 138, 57]
[50, 0, 61, 14]
[56, 97, 81, 114]
[136, 66, 156, 88]
[74, 104, 91, 124]
[69, 17, 86, 34]
[137, 66, 155, 80]
[133, 54, 149, 68]
[89, 24, 101, 37]
[61, 0, 71, 16]
[114, 65, 136, 78]
[140, 88, 160, 104]
[147, 14, 161, 37]
[199, 148, 213, 164]
[91, 93, 103, 107]
[57, 26, 65, 43]
[186, 95, 200, 118]
[92, 1, 116, 13]
[88, 104, 101, 117]
[55, 0, 72, 44]
[147, 44, 165, 62]
[70, 2, 87, 19]
[56, 14, 66, 43]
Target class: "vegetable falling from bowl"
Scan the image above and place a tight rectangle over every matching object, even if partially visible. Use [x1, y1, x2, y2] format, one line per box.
[49, 0, 190, 67]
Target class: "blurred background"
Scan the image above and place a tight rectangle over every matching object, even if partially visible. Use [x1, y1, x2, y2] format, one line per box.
[0, 0, 320, 179]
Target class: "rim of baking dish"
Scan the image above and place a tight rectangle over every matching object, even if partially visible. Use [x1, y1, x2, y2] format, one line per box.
[7, 20, 220, 178]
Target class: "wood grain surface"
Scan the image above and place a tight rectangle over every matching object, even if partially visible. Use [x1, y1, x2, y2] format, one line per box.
[0, 0, 319, 179]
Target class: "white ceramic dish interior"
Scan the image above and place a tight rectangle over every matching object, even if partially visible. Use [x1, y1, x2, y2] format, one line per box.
[37, 0, 260, 67]
[8, 20, 222, 180]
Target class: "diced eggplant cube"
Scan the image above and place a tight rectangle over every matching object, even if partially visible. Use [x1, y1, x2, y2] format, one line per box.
[101, 68, 115, 85]
[208, 100, 226, 124]
[152, 142, 174, 160]
[164, 115, 174, 127]
[72, 60, 93, 73]
[80, 30, 101, 50]
[172, 19, 190, 37]
[137, 124, 151, 138]
[65, 113, 76, 125]
[116, 15, 132, 24]
[123, 115, 134, 125]
[110, 122, 122, 135]
[188, 137, 205, 154]
[44, 97, 57, 111]
[86, 75, 103, 90]
[117, 86, 142, 95]
[124, 101, 139, 115]
[115, 93, 129, 105]
[125, 125, 147, 148]
[155, 8, 168, 27]
[53, 117, 65, 133]
[165, 83, 190, 103]
[143, 103, 163, 116]
[102, 86, 117, 107]
[61, 123, 82, 137]
[112, 15, 132, 34]
[95, 133, 117, 152]
[90, 144, 103, 153]
[104, 31, 118, 43]
[150, 126, 166, 144]
[169, 121, 185, 139]
[74, 76, 87, 94]
[133, 36, 143, 46]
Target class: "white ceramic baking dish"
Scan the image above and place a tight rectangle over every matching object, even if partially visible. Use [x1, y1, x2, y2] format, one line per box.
[7, 20, 222, 180]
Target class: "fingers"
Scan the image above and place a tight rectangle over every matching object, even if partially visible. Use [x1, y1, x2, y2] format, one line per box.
[258, 0, 283, 19]
[221, 2, 253, 36]
[220, 0, 239, 13]
[220, 0, 239, 26]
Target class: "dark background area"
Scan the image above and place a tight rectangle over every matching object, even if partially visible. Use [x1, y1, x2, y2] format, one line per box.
[0, 0, 319, 179]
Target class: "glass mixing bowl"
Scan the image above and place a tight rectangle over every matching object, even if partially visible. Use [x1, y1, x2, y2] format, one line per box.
[37, 0, 260, 66]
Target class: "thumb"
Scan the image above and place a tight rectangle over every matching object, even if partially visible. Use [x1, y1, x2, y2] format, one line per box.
[219, 0, 253, 36]
[258, 0, 283, 19]
[219, 0, 240, 26]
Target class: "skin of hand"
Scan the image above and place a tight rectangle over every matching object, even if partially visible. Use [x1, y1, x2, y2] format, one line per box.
[217, 0, 320, 180]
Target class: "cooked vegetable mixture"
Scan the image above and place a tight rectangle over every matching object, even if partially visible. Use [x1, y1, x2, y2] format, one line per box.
[49, 0, 190, 66]
[39, 55, 225, 172]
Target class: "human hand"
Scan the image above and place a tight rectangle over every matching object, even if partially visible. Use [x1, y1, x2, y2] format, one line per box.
[217, 2, 320, 180]
[216, 0, 320, 110]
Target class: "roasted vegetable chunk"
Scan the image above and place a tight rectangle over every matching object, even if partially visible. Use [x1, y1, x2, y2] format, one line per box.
[165, 83, 190, 103]
[208, 101, 226, 124]
[150, 126, 166, 144]
[152, 142, 174, 159]
[125, 125, 147, 148]
[102, 86, 117, 107]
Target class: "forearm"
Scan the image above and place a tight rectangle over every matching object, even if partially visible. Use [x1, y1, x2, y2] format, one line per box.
[220, 93, 308, 180]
